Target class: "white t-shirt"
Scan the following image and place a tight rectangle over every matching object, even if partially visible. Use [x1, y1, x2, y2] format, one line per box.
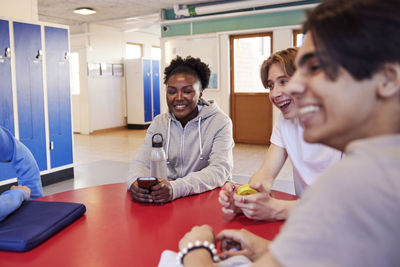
[270, 135, 400, 267]
[270, 113, 342, 196]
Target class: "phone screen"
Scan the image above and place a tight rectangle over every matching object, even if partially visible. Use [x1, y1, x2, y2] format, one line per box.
[137, 177, 158, 189]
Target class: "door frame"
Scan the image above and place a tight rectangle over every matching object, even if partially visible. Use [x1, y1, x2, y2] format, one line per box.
[229, 32, 273, 144]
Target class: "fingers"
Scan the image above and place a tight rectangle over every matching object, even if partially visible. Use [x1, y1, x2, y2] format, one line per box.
[10, 185, 31, 195]
[220, 237, 242, 252]
[130, 191, 153, 203]
[222, 182, 235, 193]
[151, 180, 173, 203]
[130, 179, 174, 204]
[233, 193, 253, 205]
[129, 182, 153, 203]
[216, 229, 245, 244]
[221, 207, 236, 214]
[248, 183, 263, 191]
[219, 249, 250, 261]
[218, 190, 231, 206]
[152, 191, 172, 203]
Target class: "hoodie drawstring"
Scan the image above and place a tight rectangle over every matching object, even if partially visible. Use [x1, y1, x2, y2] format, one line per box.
[198, 117, 203, 160]
[166, 118, 171, 164]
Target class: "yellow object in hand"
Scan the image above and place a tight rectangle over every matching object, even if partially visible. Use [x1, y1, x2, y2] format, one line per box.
[236, 184, 258, 195]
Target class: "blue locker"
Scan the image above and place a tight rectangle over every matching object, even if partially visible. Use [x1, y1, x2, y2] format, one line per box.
[0, 19, 17, 180]
[143, 59, 152, 122]
[152, 60, 160, 118]
[13, 22, 47, 171]
[0, 20, 13, 133]
[126, 59, 160, 126]
[45, 26, 73, 168]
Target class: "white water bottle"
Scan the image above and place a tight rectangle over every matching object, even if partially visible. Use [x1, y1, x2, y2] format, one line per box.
[150, 133, 167, 180]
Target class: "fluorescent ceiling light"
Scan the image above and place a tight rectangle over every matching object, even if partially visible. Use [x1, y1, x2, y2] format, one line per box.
[74, 7, 96, 15]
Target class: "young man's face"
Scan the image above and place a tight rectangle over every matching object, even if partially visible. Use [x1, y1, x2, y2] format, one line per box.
[267, 62, 297, 120]
[285, 33, 380, 150]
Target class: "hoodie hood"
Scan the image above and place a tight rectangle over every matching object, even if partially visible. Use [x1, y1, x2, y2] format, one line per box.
[165, 98, 221, 163]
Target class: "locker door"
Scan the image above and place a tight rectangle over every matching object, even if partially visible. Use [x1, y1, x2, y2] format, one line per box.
[152, 60, 160, 118]
[45, 26, 73, 168]
[0, 20, 13, 133]
[0, 19, 17, 180]
[143, 59, 152, 122]
[14, 22, 47, 171]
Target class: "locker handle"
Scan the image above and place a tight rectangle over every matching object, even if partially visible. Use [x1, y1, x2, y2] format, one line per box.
[36, 49, 43, 59]
[50, 141, 54, 150]
[5, 47, 10, 58]
[64, 51, 69, 60]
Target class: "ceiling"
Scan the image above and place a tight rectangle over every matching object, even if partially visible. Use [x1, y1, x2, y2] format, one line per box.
[37, 0, 225, 34]
[37, 0, 307, 35]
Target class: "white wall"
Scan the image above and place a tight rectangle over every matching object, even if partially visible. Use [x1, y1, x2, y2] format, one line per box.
[88, 76, 125, 131]
[70, 24, 160, 133]
[161, 34, 225, 114]
[0, 0, 38, 21]
[70, 35, 91, 134]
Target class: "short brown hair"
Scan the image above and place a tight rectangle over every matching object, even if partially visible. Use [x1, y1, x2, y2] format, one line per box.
[260, 48, 298, 88]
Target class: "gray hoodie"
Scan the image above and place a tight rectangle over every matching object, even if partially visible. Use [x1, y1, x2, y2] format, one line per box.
[126, 99, 234, 200]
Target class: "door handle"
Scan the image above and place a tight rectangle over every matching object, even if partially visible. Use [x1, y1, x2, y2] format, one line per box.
[5, 47, 10, 58]
[36, 49, 42, 59]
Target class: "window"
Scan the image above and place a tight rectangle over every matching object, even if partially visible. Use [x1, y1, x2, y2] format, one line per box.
[231, 33, 272, 93]
[125, 43, 142, 59]
[69, 52, 80, 95]
[293, 30, 304, 48]
[151, 46, 161, 60]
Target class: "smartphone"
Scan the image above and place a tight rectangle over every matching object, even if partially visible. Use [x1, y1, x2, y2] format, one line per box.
[137, 177, 159, 189]
[220, 238, 242, 252]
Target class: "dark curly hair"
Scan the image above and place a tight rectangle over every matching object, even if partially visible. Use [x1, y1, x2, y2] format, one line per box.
[164, 56, 211, 90]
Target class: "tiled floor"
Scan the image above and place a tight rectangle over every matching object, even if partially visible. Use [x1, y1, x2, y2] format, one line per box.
[43, 128, 294, 195]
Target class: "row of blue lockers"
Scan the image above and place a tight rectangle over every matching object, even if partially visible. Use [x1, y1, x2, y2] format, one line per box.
[0, 19, 73, 181]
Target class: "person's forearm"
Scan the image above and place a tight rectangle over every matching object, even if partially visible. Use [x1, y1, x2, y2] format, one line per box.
[249, 169, 275, 189]
[0, 189, 28, 222]
[269, 199, 297, 221]
[170, 166, 228, 200]
[183, 249, 216, 267]
[252, 251, 281, 267]
[249, 144, 287, 190]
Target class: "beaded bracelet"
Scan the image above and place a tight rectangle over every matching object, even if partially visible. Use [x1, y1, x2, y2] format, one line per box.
[177, 240, 219, 265]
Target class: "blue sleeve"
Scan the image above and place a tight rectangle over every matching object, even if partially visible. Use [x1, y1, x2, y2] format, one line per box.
[0, 189, 29, 222]
[0, 127, 43, 199]
[0, 127, 14, 162]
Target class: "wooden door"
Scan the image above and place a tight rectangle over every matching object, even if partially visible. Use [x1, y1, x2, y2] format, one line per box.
[230, 33, 273, 145]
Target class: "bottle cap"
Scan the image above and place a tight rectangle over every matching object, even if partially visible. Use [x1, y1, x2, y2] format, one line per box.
[236, 184, 258, 195]
[152, 133, 163, 147]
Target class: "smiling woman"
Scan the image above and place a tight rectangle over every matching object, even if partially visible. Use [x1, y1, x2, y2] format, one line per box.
[164, 56, 210, 127]
[126, 56, 234, 203]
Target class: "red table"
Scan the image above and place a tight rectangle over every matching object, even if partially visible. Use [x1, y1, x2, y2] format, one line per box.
[0, 183, 297, 267]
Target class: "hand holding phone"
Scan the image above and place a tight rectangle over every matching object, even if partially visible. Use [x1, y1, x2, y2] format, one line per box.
[137, 177, 159, 190]
[220, 238, 242, 252]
